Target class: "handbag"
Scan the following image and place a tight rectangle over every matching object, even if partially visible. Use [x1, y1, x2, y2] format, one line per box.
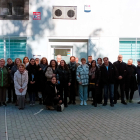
[89, 83, 95, 89]
[57, 104, 64, 112]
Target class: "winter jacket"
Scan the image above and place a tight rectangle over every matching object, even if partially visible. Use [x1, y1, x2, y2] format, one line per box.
[14, 70, 28, 96]
[136, 66, 140, 85]
[0, 66, 10, 87]
[26, 64, 38, 92]
[113, 61, 127, 83]
[6, 62, 14, 70]
[10, 65, 18, 81]
[56, 66, 71, 84]
[76, 64, 89, 85]
[100, 62, 119, 85]
[45, 67, 57, 81]
[125, 64, 137, 91]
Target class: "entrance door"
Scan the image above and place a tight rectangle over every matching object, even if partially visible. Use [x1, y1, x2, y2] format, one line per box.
[54, 48, 72, 64]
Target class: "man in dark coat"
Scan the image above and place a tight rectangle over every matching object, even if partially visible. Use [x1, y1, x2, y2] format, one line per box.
[100, 57, 119, 107]
[136, 59, 140, 104]
[86, 56, 92, 66]
[113, 55, 127, 105]
[125, 59, 137, 103]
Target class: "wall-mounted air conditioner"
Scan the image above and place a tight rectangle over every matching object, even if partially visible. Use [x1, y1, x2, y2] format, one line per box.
[53, 6, 77, 20]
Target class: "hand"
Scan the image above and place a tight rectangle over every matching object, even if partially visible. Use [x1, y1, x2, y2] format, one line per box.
[78, 75, 80, 77]
[58, 95, 60, 98]
[59, 100, 62, 104]
[52, 74, 56, 76]
[19, 88, 23, 93]
[79, 82, 82, 85]
[118, 76, 122, 80]
[9, 70, 11, 73]
[96, 84, 98, 86]
[68, 83, 71, 86]
[30, 81, 33, 84]
[39, 68, 42, 71]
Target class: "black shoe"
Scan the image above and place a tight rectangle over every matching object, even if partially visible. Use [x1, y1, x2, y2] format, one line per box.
[0, 102, 1, 106]
[68, 101, 72, 105]
[15, 102, 18, 106]
[103, 103, 107, 106]
[97, 102, 102, 104]
[73, 102, 76, 105]
[137, 101, 140, 104]
[64, 104, 68, 107]
[7, 100, 11, 103]
[110, 104, 114, 107]
[113, 101, 117, 104]
[94, 104, 97, 107]
[39, 99, 42, 105]
[3, 102, 7, 106]
[121, 101, 127, 105]
[91, 103, 94, 106]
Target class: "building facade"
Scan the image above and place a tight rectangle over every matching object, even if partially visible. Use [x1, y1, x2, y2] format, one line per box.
[0, 0, 140, 64]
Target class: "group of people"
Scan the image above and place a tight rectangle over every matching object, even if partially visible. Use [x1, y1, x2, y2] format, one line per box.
[0, 54, 139, 110]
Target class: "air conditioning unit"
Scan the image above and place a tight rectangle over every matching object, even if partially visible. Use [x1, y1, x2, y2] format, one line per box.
[53, 6, 77, 20]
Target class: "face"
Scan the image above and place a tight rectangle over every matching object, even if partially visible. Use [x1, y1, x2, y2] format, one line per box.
[81, 60, 86, 65]
[42, 58, 47, 64]
[104, 58, 109, 65]
[16, 59, 20, 65]
[35, 58, 39, 65]
[19, 66, 24, 72]
[138, 62, 140, 66]
[70, 57, 75, 63]
[30, 59, 35, 65]
[51, 61, 56, 67]
[0, 60, 5, 67]
[51, 77, 57, 84]
[118, 55, 123, 62]
[92, 61, 96, 67]
[24, 58, 29, 64]
[97, 59, 102, 65]
[60, 61, 65, 67]
[57, 55, 62, 63]
[128, 60, 133, 65]
[88, 57, 92, 63]
[7, 59, 12, 65]
[75, 57, 79, 63]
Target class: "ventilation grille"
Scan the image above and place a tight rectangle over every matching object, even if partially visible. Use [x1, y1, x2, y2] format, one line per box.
[53, 6, 77, 20]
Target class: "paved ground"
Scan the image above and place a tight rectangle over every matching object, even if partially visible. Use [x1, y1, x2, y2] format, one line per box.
[1, 99, 140, 140]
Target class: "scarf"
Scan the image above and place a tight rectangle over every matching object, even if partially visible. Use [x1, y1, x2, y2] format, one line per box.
[89, 67, 96, 79]
[82, 64, 87, 73]
[40, 64, 47, 72]
[69, 62, 76, 71]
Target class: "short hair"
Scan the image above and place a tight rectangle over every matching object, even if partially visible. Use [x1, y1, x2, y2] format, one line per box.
[0, 58, 5, 64]
[70, 56, 75, 60]
[23, 57, 29, 64]
[97, 58, 102, 62]
[7, 58, 12, 62]
[35, 58, 39, 60]
[88, 56, 92, 57]
[51, 76, 57, 80]
[128, 59, 133, 62]
[81, 58, 86, 62]
[18, 63, 26, 69]
[14, 58, 22, 65]
[103, 57, 109, 61]
[40, 57, 48, 65]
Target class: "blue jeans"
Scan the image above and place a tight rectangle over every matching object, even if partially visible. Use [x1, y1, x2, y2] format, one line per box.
[79, 85, 88, 101]
[104, 84, 114, 104]
[29, 92, 35, 103]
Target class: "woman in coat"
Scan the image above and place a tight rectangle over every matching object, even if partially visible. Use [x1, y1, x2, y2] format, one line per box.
[0, 59, 10, 106]
[89, 60, 100, 107]
[37, 57, 48, 104]
[125, 59, 137, 103]
[56, 60, 71, 107]
[44, 76, 62, 110]
[45, 59, 58, 84]
[26, 58, 38, 105]
[14, 63, 28, 110]
[77, 58, 89, 106]
[11, 58, 22, 104]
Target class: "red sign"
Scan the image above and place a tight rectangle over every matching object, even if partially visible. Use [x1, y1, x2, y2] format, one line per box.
[33, 12, 41, 20]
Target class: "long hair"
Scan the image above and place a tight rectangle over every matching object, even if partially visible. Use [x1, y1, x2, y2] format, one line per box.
[23, 57, 29, 64]
[48, 59, 58, 69]
[89, 60, 97, 69]
[14, 58, 22, 65]
[59, 60, 68, 70]
[40, 57, 48, 65]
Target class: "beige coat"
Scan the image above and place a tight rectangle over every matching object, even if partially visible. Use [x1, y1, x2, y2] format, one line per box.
[14, 70, 28, 96]
[45, 67, 53, 81]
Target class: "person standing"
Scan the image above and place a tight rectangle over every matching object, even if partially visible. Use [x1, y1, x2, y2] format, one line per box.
[113, 55, 127, 105]
[35, 58, 40, 66]
[56, 60, 71, 107]
[56, 55, 62, 65]
[100, 57, 118, 107]
[136, 59, 140, 104]
[14, 64, 28, 110]
[77, 58, 89, 106]
[89, 60, 100, 107]
[6, 58, 14, 103]
[97, 58, 102, 69]
[125, 59, 137, 103]
[26, 58, 38, 106]
[23, 57, 29, 68]
[11, 58, 22, 104]
[67, 56, 79, 105]
[86, 56, 92, 66]
[0, 59, 10, 106]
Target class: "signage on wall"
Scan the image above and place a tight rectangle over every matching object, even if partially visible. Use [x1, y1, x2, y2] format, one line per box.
[84, 5, 91, 12]
[67, 51, 71, 56]
[33, 12, 41, 20]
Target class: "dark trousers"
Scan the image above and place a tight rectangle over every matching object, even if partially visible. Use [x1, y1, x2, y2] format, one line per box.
[8, 83, 14, 101]
[125, 88, 134, 100]
[0, 87, 6, 102]
[104, 84, 114, 104]
[92, 87, 97, 104]
[29, 92, 36, 103]
[59, 83, 68, 106]
[13, 88, 17, 102]
[97, 85, 103, 103]
[114, 82, 125, 102]
[69, 81, 76, 102]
